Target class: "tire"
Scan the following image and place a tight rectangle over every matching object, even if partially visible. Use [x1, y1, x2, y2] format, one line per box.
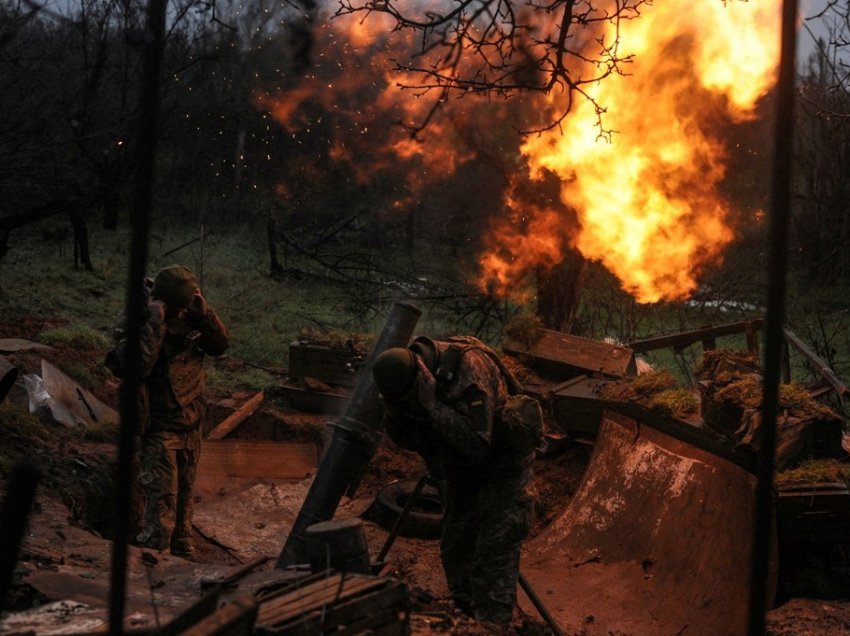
[367, 480, 444, 540]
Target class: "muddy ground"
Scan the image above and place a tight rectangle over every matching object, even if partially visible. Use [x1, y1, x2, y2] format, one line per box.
[2, 324, 850, 634]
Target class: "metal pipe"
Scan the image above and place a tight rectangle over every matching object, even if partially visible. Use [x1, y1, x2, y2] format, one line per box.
[519, 573, 565, 636]
[376, 473, 430, 564]
[276, 301, 422, 568]
[108, 0, 165, 631]
[748, 1, 797, 633]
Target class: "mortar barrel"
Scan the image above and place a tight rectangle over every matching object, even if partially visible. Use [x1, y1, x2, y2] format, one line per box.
[276, 301, 421, 568]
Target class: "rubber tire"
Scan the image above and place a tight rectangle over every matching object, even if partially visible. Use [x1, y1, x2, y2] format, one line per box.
[369, 480, 444, 540]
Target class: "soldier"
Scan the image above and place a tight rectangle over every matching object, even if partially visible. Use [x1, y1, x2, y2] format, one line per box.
[114, 264, 229, 558]
[372, 336, 535, 626]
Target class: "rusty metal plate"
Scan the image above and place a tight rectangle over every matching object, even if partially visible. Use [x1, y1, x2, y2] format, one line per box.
[521, 410, 775, 636]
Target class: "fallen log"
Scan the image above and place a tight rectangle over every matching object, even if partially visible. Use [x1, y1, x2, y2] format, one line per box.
[206, 391, 266, 440]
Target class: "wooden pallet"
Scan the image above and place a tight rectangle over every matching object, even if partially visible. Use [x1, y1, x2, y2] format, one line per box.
[255, 571, 409, 635]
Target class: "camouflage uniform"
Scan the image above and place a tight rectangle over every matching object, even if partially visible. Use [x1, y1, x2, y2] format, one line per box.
[118, 278, 229, 556]
[383, 340, 534, 624]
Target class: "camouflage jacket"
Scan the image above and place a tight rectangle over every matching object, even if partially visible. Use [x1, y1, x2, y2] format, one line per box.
[116, 299, 229, 433]
[384, 340, 510, 479]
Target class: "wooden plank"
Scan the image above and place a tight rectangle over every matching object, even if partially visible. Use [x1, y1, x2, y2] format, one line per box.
[181, 595, 257, 636]
[273, 583, 408, 635]
[258, 574, 346, 620]
[158, 590, 220, 635]
[628, 319, 764, 354]
[503, 330, 637, 379]
[258, 577, 387, 625]
[256, 570, 329, 603]
[207, 391, 266, 440]
[201, 556, 271, 590]
[783, 327, 849, 397]
[197, 440, 319, 485]
[258, 575, 386, 624]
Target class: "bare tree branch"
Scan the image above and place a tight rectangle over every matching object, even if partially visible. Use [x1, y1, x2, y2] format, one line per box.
[335, 0, 649, 134]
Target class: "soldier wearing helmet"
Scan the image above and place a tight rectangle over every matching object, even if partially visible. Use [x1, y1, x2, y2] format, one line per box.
[372, 336, 534, 626]
[113, 264, 229, 558]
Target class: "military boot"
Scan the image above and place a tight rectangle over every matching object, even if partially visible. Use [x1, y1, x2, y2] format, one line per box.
[171, 538, 194, 559]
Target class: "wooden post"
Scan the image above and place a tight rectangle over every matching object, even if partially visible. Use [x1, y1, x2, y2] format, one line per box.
[206, 391, 266, 440]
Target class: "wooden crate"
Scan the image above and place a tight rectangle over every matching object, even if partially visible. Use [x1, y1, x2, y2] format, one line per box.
[778, 482, 850, 545]
[255, 571, 409, 635]
[288, 343, 366, 388]
[503, 329, 637, 379]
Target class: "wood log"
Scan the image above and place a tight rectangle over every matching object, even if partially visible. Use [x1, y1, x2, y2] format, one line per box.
[206, 391, 266, 440]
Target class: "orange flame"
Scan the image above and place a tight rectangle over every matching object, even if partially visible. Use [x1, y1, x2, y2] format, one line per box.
[253, 18, 475, 191]
[484, 0, 781, 303]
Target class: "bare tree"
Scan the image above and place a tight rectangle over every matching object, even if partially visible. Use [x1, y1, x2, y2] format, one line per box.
[793, 1, 850, 285]
[335, 0, 649, 136]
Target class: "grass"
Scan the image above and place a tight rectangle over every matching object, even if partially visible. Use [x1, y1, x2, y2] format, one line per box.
[776, 459, 850, 486]
[0, 219, 505, 395]
[0, 402, 51, 477]
[39, 323, 111, 350]
[206, 365, 273, 394]
[0, 221, 366, 375]
[3, 216, 850, 408]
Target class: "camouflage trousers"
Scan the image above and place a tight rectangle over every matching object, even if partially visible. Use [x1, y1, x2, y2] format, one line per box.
[440, 466, 534, 624]
[137, 429, 201, 554]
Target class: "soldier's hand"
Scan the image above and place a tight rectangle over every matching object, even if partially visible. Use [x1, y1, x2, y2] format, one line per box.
[414, 357, 437, 411]
[188, 288, 208, 318]
[148, 300, 166, 323]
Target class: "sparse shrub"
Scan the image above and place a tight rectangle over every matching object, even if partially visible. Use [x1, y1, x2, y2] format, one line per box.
[776, 459, 850, 487]
[0, 404, 50, 442]
[0, 403, 50, 477]
[79, 420, 119, 443]
[503, 313, 545, 348]
[695, 349, 760, 381]
[40, 324, 109, 351]
[649, 388, 699, 417]
[206, 366, 271, 394]
[632, 368, 679, 395]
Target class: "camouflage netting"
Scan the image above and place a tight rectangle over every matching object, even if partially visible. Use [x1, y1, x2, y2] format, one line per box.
[776, 458, 850, 488]
[597, 368, 700, 419]
[500, 353, 546, 388]
[296, 326, 375, 351]
[696, 349, 847, 470]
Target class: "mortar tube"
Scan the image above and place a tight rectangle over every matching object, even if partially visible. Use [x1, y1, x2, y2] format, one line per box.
[276, 301, 422, 568]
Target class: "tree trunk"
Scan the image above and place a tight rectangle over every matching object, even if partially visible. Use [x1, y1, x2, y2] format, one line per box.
[101, 164, 123, 230]
[536, 248, 588, 333]
[0, 198, 85, 262]
[267, 216, 284, 276]
[70, 209, 94, 271]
